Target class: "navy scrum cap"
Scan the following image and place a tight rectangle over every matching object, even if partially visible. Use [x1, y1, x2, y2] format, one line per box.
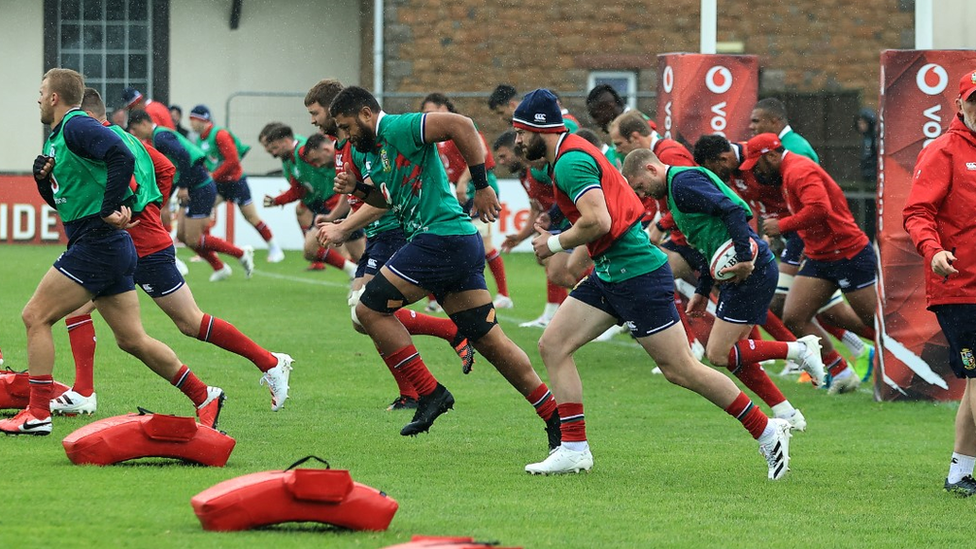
[512, 88, 566, 133]
[121, 87, 143, 108]
[189, 104, 212, 122]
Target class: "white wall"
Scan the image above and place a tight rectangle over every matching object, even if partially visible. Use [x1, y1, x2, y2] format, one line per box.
[169, 0, 361, 176]
[934, 0, 976, 49]
[0, 1, 45, 173]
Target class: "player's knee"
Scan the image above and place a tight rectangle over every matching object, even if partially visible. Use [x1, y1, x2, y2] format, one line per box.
[449, 303, 498, 344]
[358, 273, 406, 315]
[348, 287, 365, 327]
[114, 332, 145, 356]
[706, 346, 730, 368]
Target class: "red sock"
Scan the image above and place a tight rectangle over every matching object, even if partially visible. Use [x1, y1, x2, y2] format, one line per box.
[485, 248, 509, 296]
[199, 235, 243, 258]
[727, 361, 787, 408]
[383, 345, 437, 396]
[170, 365, 208, 407]
[394, 309, 458, 342]
[28, 375, 54, 419]
[196, 249, 225, 271]
[66, 314, 96, 397]
[819, 320, 846, 341]
[380, 347, 419, 400]
[316, 248, 348, 269]
[557, 402, 586, 442]
[826, 350, 848, 377]
[527, 384, 557, 421]
[198, 314, 277, 371]
[255, 221, 273, 242]
[547, 280, 567, 305]
[859, 326, 876, 340]
[729, 340, 790, 365]
[761, 312, 796, 342]
[724, 391, 769, 440]
[674, 292, 697, 345]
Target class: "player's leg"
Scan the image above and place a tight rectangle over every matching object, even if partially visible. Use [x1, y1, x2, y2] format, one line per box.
[50, 300, 99, 415]
[238, 195, 283, 263]
[306, 230, 357, 277]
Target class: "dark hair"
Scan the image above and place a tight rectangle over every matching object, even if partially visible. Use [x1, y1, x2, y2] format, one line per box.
[614, 111, 651, 138]
[575, 128, 603, 148]
[586, 83, 624, 108]
[258, 122, 288, 143]
[754, 97, 788, 122]
[305, 79, 344, 107]
[265, 123, 293, 143]
[329, 86, 381, 117]
[693, 134, 732, 165]
[80, 87, 105, 117]
[169, 104, 182, 114]
[306, 132, 330, 149]
[127, 109, 153, 127]
[488, 84, 518, 110]
[493, 130, 516, 151]
[421, 92, 457, 113]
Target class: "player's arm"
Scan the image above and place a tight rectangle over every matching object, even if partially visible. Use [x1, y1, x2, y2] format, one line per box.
[502, 199, 542, 252]
[317, 200, 386, 247]
[64, 115, 135, 218]
[772, 171, 830, 235]
[154, 131, 191, 192]
[211, 129, 241, 181]
[318, 194, 352, 223]
[142, 141, 175, 204]
[421, 112, 498, 221]
[533, 153, 609, 259]
[904, 147, 953, 266]
[265, 176, 305, 207]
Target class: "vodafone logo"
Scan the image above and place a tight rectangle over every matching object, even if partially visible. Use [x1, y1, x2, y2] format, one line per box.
[705, 66, 733, 94]
[916, 63, 948, 95]
[662, 66, 674, 93]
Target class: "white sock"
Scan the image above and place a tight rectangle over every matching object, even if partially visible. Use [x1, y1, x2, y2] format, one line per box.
[948, 453, 976, 483]
[563, 441, 588, 452]
[832, 367, 854, 381]
[771, 401, 796, 418]
[757, 421, 778, 445]
[841, 331, 866, 356]
[543, 302, 559, 318]
[343, 261, 357, 277]
[785, 341, 804, 360]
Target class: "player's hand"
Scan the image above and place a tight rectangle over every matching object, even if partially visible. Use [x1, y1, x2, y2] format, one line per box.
[932, 249, 959, 278]
[334, 171, 356, 194]
[470, 187, 500, 223]
[177, 188, 190, 206]
[317, 221, 348, 247]
[535, 212, 551, 231]
[500, 234, 523, 253]
[686, 293, 708, 317]
[531, 224, 555, 261]
[102, 205, 139, 229]
[313, 214, 329, 227]
[762, 218, 781, 237]
[33, 155, 54, 182]
[648, 223, 666, 246]
[720, 259, 755, 284]
[263, 194, 276, 207]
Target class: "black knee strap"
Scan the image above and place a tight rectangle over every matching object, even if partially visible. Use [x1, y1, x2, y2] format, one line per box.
[359, 272, 407, 314]
[449, 303, 498, 343]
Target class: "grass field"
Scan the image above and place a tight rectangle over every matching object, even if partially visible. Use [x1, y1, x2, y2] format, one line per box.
[0, 244, 967, 548]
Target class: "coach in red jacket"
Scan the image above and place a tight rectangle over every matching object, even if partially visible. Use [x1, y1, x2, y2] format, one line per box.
[904, 68, 976, 498]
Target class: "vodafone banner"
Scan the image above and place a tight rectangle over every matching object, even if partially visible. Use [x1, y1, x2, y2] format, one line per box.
[656, 53, 758, 148]
[0, 175, 67, 245]
[876, 50, 976, 401]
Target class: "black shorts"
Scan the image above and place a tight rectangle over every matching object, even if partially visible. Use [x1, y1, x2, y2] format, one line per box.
[356, 228, 408, 278]
[780, 231, 804, 266]
[933, 304, 976, 379]
[384, 232, 487, 302]
[185, 181, 217, 218]
[570, 265, 680, 337]
[798, 244, 877, 293]
[216, 177, 253, 206]
[715, 256, 777, 325]
[54, 230, 137, 298]
[134, 245, 185, 298]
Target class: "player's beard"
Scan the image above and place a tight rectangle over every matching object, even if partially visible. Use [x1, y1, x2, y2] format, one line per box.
[521, 133, 547, 161]
[962, 110, 976, 134]
[353, 119, 377, 153]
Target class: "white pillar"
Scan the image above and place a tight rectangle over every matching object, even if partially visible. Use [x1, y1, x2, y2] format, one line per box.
[700, 0, 717, 54]
[915, 0, 933, 50]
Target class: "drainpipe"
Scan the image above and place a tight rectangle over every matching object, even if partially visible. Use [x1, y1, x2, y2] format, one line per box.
[374, 0, 384, 104]
[915, 0, 933, 49]
[700, 0, 716, 54]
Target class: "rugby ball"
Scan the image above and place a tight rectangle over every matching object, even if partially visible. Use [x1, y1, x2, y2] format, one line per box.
[710, 238, 758, 281]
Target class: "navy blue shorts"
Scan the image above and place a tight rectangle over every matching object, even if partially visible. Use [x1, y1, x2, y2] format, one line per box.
[216, 177, 253, 206]
[780, 232, 805, 266]
[348, 228, 366, 241]
[798, 244, 877, 293]
[385, 232, 487, 302]
[185, 181, 217, 219]
[356, 228, 408, 278]
[661, 240, 708, 273]
[570, 265, 680, 337]
[933, 304, 976, 379]
[134, 245, 186, 298]
[54, 230, 138, 298]
[715, 256, 778, 325]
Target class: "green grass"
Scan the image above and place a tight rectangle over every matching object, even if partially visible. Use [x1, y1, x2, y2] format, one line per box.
[0, 245, 967, 548]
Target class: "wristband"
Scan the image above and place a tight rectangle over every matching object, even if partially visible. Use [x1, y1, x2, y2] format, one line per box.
[469, 163, 489, 190]
[547, 234, 564, 254]
[354, 182, 374, 198]
[655, 221, 667, 232]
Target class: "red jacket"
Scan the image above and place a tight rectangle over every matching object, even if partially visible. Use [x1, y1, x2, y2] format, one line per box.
[777, 151, 868, 260]
[144, 100, 175, 130]
[903, 115, 976, 306]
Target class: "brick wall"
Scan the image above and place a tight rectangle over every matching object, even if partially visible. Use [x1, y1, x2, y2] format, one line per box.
[361, 0, 914, 144]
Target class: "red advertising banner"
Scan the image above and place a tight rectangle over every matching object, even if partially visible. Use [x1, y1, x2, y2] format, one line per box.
[656, 53, 759, 148]
[876, 49, 976, 401]
[0, 175, 67, 245]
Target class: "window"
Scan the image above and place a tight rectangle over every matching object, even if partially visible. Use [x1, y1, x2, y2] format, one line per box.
[47, 0, 164, 113]
[588, 71, 638, 111]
